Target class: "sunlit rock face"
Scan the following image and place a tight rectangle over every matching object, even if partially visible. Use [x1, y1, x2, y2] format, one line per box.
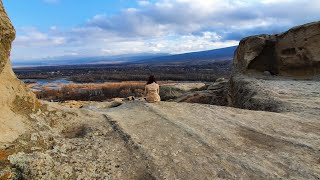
[0, 1, 36, 143]
[0, 1, 15, 74]
[234, 21, 320, 77]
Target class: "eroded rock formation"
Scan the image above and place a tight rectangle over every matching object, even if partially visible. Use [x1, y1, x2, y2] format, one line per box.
[0, 1, 36, 143]
[234, 21, 320, 77]
[229, 21, 320, 112]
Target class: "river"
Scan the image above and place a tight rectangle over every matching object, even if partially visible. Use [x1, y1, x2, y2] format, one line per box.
[22, 79, 104, 91]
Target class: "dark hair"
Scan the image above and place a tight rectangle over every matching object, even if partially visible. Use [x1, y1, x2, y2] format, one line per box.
[147, 75, 157, 85]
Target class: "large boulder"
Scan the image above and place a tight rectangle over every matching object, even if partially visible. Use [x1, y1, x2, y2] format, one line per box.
[234, 21, 320, 77]
[0, 1, 36, 143]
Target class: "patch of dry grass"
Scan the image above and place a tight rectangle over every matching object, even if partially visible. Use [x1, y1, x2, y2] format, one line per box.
[36, 81, 147, 101]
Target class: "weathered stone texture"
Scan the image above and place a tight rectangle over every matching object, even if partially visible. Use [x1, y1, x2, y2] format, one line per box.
[0, 1, 35, 143]
[234, 21, 320, 76]
[0, 1, 15, 73]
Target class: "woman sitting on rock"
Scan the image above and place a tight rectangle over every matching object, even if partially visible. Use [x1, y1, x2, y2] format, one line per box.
[145, 75, 161, 103]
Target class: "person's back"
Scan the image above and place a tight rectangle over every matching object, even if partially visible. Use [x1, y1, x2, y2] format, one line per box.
[145, 76, 161, 103]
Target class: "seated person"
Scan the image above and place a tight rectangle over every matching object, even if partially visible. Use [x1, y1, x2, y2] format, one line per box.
[144, 75, 161, 103]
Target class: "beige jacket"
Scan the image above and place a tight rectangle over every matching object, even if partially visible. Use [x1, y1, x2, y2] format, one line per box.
[145, 82, 161, 103]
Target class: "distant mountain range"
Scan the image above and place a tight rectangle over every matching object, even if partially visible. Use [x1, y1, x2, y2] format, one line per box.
[134, 46, 237, 64]
[12, 53, 168, 67]
[12, 46, 237, 67]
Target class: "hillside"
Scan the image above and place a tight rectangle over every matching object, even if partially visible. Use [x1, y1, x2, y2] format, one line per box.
[134, 46, 237, 64]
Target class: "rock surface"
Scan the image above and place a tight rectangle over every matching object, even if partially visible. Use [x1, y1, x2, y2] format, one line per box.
[175, 78, 228, 106]
[234, 21, 320, 77]
[2, 96, 318, 179]
[105, 101, 320, 179]
[1, 102, 157, 179]
[228, 75, 320, 113]
[0, 1, 35, 143]
[159, 83, 206, 101]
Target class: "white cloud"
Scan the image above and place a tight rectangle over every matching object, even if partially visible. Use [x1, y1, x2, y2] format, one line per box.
[11, 0, 320, 61]
[14, 27, 66, 47]
[97, 32, 238, 56]
[138, 1, 151, 6]
[261, 0, 295, 4]
[12, 26, 238, 60]
[86, 0, 320, 38]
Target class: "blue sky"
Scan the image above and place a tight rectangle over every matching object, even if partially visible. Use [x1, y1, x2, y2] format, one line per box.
[3, 0, 320, 61]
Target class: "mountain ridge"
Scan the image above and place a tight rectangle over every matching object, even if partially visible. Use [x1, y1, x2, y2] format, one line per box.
[12, 46, 237, 67]
[134, 46, 237, 64]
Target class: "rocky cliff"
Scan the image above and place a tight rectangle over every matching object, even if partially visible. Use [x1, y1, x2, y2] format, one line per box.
[234, 21, 320, 77]
[0, 1, 36, 143]
[229, 21, 320, 111]
[175, 22, 320, 107]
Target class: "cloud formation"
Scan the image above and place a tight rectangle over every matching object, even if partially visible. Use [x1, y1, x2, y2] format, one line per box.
[87, 0, 319, 38]
[12, 0, 320, 61]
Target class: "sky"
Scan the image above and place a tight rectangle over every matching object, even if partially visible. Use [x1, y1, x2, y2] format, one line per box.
[3, 0, 320, 61]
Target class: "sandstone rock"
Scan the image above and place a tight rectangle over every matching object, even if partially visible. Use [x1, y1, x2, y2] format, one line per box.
[234, 34, 277, 74]
[111, 97, 124, 102]
[81, 101, 122, 110]
[234, 21, 320, 77]
[160, 83, 207, 101]
[175, 91, 214, 104]
[105, 101, 320, 179]
[275, 22, 320, 76]
[6, 103, 158, 180]
[0, 1, 15, 74]
[58, 100, 88, 108]
[175, 79, 228, 106]
[0, 1, 36, 143]
[228, 76, 284, 112]
[228, 75, 320, 113]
